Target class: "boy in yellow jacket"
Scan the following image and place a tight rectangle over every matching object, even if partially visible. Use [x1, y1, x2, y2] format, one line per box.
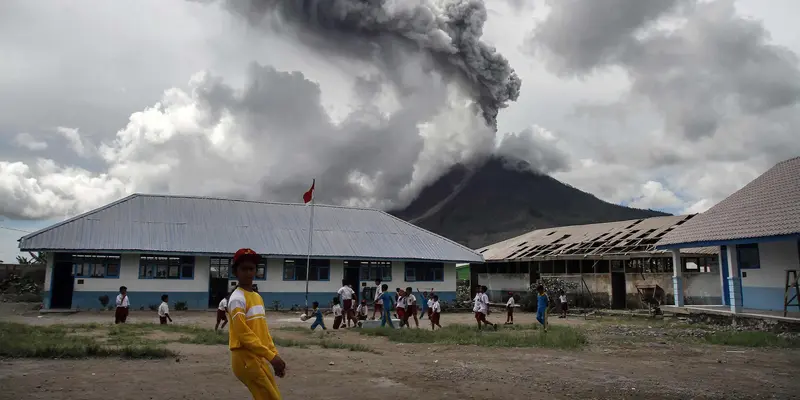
[228, 248, 286, 399]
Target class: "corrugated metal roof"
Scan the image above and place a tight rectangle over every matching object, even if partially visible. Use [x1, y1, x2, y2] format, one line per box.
[657, 157, 800, 247]
[478, 215, 717, 261]
[18, 194, 483, 263]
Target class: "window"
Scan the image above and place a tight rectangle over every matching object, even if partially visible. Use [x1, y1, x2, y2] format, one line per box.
[737, 244, 760, 269]
[72, 254, 120, 278]
[283, 259, 330, 281]
[348, 260, 392, 281]
[139, 255, 195, 279]
[405, 262, 444, 282]
[209, 257, 266, 280]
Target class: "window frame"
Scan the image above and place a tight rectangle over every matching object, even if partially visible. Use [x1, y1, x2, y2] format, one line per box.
[736, 244, 760, 270]
[138, 255, 195, 280]
[349, 260, 393, 282]
[71, 254, 121, 279]
[404, 262, 445, 282]
[209, 257, 266, 280]
[282, 259, 330, 281]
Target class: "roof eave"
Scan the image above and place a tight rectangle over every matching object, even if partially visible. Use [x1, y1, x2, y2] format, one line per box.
[656, 233, 800, 250]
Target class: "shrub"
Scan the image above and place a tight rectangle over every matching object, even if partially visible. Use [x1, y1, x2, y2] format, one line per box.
[174, 301, 188, 311]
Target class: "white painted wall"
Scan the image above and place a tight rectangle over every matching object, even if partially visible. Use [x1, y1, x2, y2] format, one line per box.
[477, 273, 529, 291]
[43, 252, 53, 291]
[72, 254, 210, 293]
[741, 240, 800, 288]
[228, 260, 458, 293]
[684, 272, 722, 298]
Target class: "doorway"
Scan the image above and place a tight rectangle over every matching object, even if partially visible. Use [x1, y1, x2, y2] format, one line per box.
[50, 254, 74, 309]
[208, 277, 229, 308]
[611, 272, 627, 309]
[343, 266, 360, 301]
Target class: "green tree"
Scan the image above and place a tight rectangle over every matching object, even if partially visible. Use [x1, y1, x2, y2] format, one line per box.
[15, 255, 30, 265]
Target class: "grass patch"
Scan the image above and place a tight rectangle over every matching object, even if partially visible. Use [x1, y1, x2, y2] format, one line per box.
[178, 330, 229, 345]
[272, 337, 309, 349]
[703, 331, 800, 348]
[276, 326, 313, 332]
[0, 322, 175, 359]
[359, 324, 586, 349]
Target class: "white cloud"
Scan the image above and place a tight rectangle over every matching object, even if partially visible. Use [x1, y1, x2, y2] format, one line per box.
[627, 181, 683, 210]
[13, 132, 47, 151]
[55, 126, 90, 157]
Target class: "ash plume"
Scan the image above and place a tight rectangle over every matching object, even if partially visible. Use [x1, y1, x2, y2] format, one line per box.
[215, 0, 521, 130]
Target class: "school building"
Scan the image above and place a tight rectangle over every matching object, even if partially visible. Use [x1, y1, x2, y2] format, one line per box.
[475, 215, 719, 309]
[18, 194, 483, 311]
[656, 156, 800, 315]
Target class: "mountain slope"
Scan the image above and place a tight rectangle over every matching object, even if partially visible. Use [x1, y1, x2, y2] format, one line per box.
[391, 157, 669, 249]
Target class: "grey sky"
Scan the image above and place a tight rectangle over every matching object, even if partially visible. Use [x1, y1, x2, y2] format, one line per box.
[1, 0, 799, 262]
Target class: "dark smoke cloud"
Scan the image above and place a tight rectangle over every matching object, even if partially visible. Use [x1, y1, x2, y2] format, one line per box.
[214, 0, 521, 130]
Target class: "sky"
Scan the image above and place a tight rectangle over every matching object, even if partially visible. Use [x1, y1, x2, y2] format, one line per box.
[2, 0, 800, 263]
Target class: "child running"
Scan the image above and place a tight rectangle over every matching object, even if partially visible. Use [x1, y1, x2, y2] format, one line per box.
[404, 287, 419, 328]
[430, 295, 442, 330]
[115, 286, 129, 324]
[309, 301, 327, 331]
[216, 297, 229, 331]
[371, 279, 383, 320]
[396, 288, 406, 326]
[158, 294, 173, 325]
[332, 297, 343, 329]
[473, 286, 497, 331]
[377, 284, 396, 328]
[536, 285, 549, 332]
[417, 288, 434, 320]
[505, 292, 515, 325]
[227, 248, 286, 400]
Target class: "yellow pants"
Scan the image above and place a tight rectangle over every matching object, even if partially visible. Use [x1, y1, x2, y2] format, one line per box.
[231, 350, 282, 400]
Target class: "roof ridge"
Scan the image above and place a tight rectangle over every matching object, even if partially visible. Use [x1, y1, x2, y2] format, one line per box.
[374, 209, 484, 261]
[132, 193, 377, 211]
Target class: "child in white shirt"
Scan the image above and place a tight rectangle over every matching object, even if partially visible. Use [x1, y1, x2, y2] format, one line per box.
[216, 297, 228, 331]
[356, 299, 368, 321]
[332, 297, 343, 329]
[559, 290, 568, 319]
[430, 295, 442, 330]
[158, 294, 173, 325]
[403, 287, 419, 328]
[115, 286, 129, 324]
[505, 292, 515, 325]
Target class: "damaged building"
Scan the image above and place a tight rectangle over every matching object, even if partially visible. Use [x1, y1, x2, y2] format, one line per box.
[474, 215, 720, 309]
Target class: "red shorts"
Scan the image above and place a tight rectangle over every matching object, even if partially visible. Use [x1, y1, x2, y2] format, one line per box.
[397, 308, 405, 319]
[406, 305, 417, 316]
[217, 309, 227, 322]
[474, 311, 487, 322]
[375, 303, 383, 312]
[431, 312, 441, 325]
[343, 299, 353, 311]
[114, 307, 128, 324]
[426, 308, 432, 317]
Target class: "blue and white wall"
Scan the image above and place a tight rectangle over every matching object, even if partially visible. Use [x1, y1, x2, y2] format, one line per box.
[43, 252, 457, 310]
[737, 240, 800, 311]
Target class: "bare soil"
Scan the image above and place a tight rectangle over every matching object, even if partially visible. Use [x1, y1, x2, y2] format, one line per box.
[0, 303, 798, 399]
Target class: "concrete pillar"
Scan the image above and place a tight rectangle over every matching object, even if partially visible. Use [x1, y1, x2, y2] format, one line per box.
[671, 249, 684, 307]
[726, 245, 742, 313]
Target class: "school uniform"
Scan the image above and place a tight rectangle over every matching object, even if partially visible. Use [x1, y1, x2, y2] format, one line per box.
[405, 293, 417, 319]
[560, 294, 568, 312]
[356, 303, 368, 320]
[218, 298, 229, 324]
[115, 293, 129, 324]
[337, 285, 355, 312]
[506, 296, 515, 318]
[228, 287, 282, 400]
[158, 301, 170, 324]
[430, 300, 441, 325]
[472, 293, 488, 322]
[332, 304, 343, 329]
[425, 298, 434, 319]
[396, 295, 406, 321]
[374, 287, 384, 314]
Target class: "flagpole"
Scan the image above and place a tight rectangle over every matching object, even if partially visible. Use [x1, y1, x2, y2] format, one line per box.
[304, 198, 315, 312]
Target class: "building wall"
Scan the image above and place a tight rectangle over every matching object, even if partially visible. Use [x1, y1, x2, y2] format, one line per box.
[740, 239, 800, 311]
[43, 252, 457, 310]
[477, 273, 529, 301]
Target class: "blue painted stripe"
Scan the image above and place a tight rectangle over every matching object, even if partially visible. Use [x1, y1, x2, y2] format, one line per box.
[741, 286, 790, 312]
[656, 234, 800, 250]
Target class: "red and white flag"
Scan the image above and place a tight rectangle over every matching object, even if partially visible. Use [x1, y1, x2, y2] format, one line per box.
[302, 179, 315, 204]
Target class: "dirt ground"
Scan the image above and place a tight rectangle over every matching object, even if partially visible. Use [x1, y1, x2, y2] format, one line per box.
[0, 303, 798, 400]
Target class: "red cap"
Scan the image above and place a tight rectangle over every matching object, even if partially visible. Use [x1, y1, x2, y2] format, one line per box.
[232, 248, 260, 267]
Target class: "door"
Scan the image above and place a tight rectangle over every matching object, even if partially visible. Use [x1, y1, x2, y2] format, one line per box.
[50, 254, 74, 309]
[611, 272, 626, 309]
[343, 267, 360, 301]
[208, 278, 229, 308]
[720, 245, 730, 306]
